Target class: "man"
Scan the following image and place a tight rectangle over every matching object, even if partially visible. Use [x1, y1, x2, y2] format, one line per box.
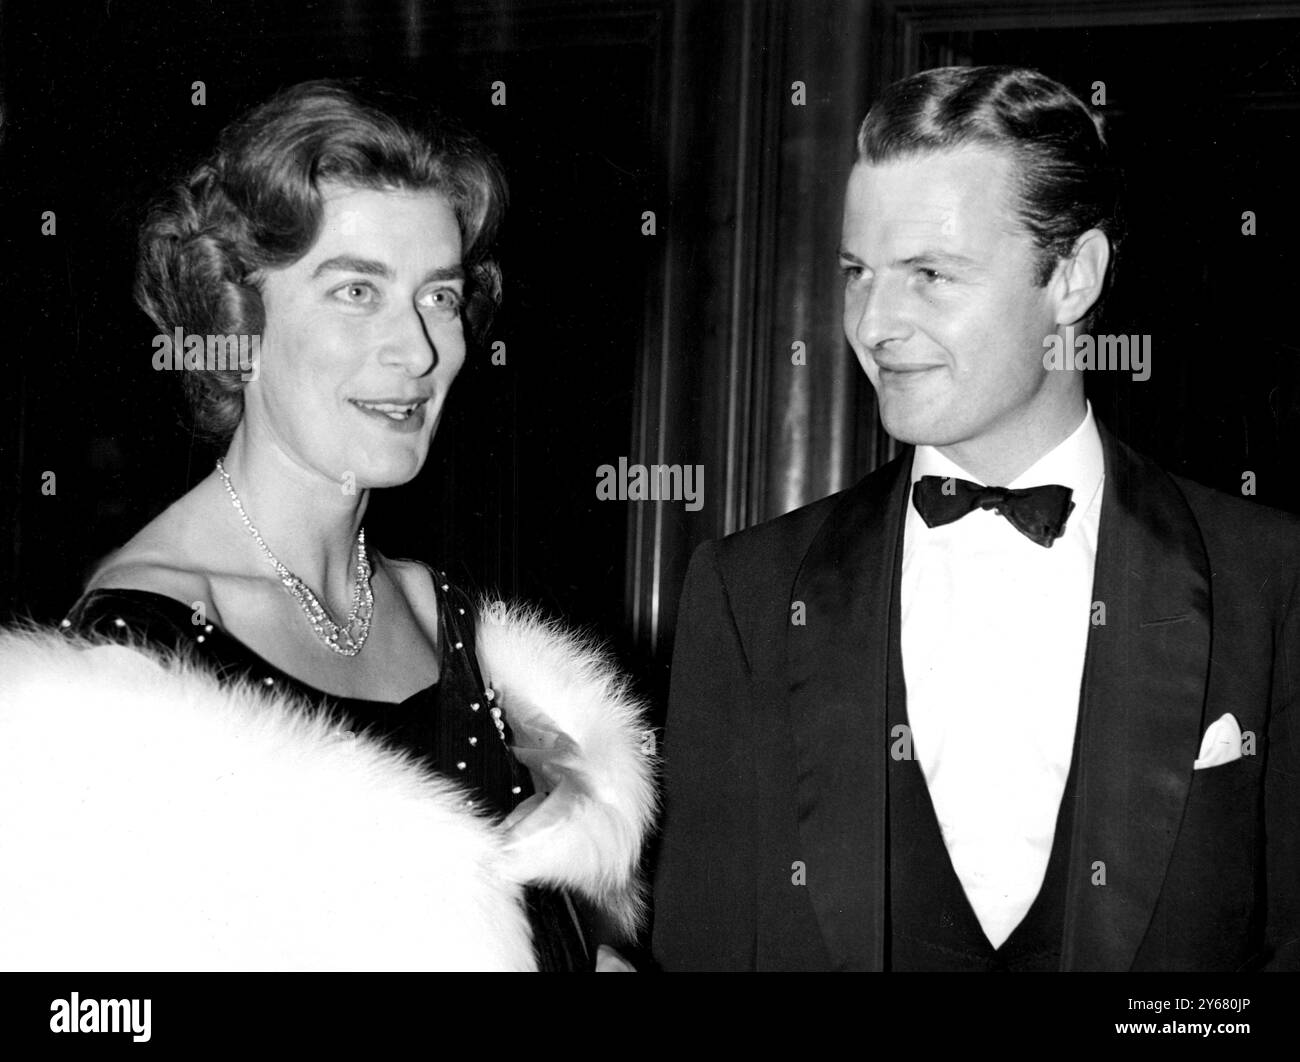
[652, 66, 1300, 971]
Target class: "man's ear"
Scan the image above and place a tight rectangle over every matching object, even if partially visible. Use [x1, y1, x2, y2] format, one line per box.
[1049, 228, 1111, 327]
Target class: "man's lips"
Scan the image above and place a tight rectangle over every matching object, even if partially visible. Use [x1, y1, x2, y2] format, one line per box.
[876, 363, 945, 376]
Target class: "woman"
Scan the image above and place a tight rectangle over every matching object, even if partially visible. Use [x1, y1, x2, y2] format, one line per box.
[1, 81, 654, 971]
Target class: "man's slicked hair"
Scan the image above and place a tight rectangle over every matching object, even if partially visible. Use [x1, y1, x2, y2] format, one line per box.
[857, 65, 1124, 314]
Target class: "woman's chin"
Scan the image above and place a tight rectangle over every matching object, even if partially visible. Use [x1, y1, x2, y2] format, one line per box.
[348, 453, 428, 491]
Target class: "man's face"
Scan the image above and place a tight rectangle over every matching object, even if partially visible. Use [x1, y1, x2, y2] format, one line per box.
[246, 183, 466, 489]
[840, 146, 1063, 453]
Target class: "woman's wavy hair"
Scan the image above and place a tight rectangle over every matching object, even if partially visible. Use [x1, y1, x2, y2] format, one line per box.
[857, 66, 1125, 328]
[136, 79, 507, 443]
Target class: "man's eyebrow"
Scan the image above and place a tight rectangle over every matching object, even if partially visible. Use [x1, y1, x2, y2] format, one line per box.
[900, 251, 981, 271]
[836, 248, 980, 271]
[310, 256, 466, 284]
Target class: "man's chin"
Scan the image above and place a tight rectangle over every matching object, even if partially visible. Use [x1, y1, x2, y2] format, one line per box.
[878, 406, 961, 449]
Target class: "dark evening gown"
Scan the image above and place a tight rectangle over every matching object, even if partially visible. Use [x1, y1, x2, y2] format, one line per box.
[61, 568, 591, 972]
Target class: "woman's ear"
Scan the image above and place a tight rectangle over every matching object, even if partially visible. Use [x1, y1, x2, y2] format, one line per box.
[1049, 228, 1111, 327]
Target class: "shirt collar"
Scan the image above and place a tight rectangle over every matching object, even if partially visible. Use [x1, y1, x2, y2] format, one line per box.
[909, 402, 1105, 509]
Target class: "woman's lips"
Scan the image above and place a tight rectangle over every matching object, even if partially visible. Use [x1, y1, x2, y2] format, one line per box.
[349, 399, 428, 433]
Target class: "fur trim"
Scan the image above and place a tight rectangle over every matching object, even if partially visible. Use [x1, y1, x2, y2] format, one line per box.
[0, 628, 535, 972]
[474, 602, 658, 938]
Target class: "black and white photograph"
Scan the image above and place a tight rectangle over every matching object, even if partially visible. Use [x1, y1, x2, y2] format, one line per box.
[0, 0, 1297, 1044]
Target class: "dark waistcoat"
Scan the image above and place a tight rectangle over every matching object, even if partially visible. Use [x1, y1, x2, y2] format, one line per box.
[885, 578, 1083, 972]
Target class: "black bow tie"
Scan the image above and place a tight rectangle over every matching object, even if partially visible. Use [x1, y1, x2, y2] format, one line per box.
[912, 475, 1076, 548]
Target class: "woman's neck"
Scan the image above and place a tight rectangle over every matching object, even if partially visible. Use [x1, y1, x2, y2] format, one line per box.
[214, 428, 370, 614]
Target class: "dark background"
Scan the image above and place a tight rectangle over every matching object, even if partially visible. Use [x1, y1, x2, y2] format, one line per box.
[2, 0, 1299, 712]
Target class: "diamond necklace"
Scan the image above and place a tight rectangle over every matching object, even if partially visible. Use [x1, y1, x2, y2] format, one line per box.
[215, 458, 374, 656]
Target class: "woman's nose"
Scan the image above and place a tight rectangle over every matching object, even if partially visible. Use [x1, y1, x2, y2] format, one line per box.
[380, 309, 438, 376]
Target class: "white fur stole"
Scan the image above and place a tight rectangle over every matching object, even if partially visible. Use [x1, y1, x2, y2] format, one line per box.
[0, 605, 655, 972]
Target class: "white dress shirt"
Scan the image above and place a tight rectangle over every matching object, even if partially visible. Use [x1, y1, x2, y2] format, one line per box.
[901, 403, 1105, 949]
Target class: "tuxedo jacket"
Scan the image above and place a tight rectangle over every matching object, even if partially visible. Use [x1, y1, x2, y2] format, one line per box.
[652, 425, 1300, 971]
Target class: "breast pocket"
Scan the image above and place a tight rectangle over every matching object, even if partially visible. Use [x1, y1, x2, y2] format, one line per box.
[1186, 756, 1259, 807]
[1173, 759, 1261, 917]
[1137, 759, 1264, 969]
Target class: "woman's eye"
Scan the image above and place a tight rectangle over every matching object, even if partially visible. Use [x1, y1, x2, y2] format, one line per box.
[333, 281, 378, 305]
[840, 263, 864, 283]
[419, 287, 464, 320]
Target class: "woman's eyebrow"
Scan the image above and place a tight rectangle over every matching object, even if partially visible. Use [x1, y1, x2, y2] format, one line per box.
[312, 254, 391, 279]
[421, 264, 466, 284]
[310, 256, 465, 284]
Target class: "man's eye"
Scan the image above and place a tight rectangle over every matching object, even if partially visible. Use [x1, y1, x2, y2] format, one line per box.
[840, 263, 864, 283]
[917, 268, 949, 284]
[333, 281, 378, 304]
[418, 287, 464, 320]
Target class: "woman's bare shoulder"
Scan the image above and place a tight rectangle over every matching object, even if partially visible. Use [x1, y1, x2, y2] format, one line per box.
[88, 556, 214, 605]
[85, 500, 223, 619]
[379, 555, 443, 635]
[381, 555, 437, 602]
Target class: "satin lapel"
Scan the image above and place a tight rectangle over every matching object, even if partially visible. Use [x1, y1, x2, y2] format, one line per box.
[1061, 426, 1212, 970]
[785, 453, 911, 971]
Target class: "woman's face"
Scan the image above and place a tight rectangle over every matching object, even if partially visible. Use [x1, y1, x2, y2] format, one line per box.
[244, 183, 467, 490]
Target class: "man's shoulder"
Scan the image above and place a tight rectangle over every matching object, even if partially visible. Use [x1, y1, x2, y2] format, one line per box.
[700, 455, 907, 586]
[1106, 426, 1300, 566]
[711, 491, 842, 567]
[1169, 470, 1300, 529]
[1168, 471, 1300, 568]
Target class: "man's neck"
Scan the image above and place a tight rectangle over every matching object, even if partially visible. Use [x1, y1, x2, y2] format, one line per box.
[934, 399, 1088, 486]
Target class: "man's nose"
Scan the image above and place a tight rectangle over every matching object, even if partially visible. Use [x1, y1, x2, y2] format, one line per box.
[851, 273, 912, 352]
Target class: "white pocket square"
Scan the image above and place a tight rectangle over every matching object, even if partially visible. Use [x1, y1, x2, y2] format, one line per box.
[1194, 713, 1243, 769]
